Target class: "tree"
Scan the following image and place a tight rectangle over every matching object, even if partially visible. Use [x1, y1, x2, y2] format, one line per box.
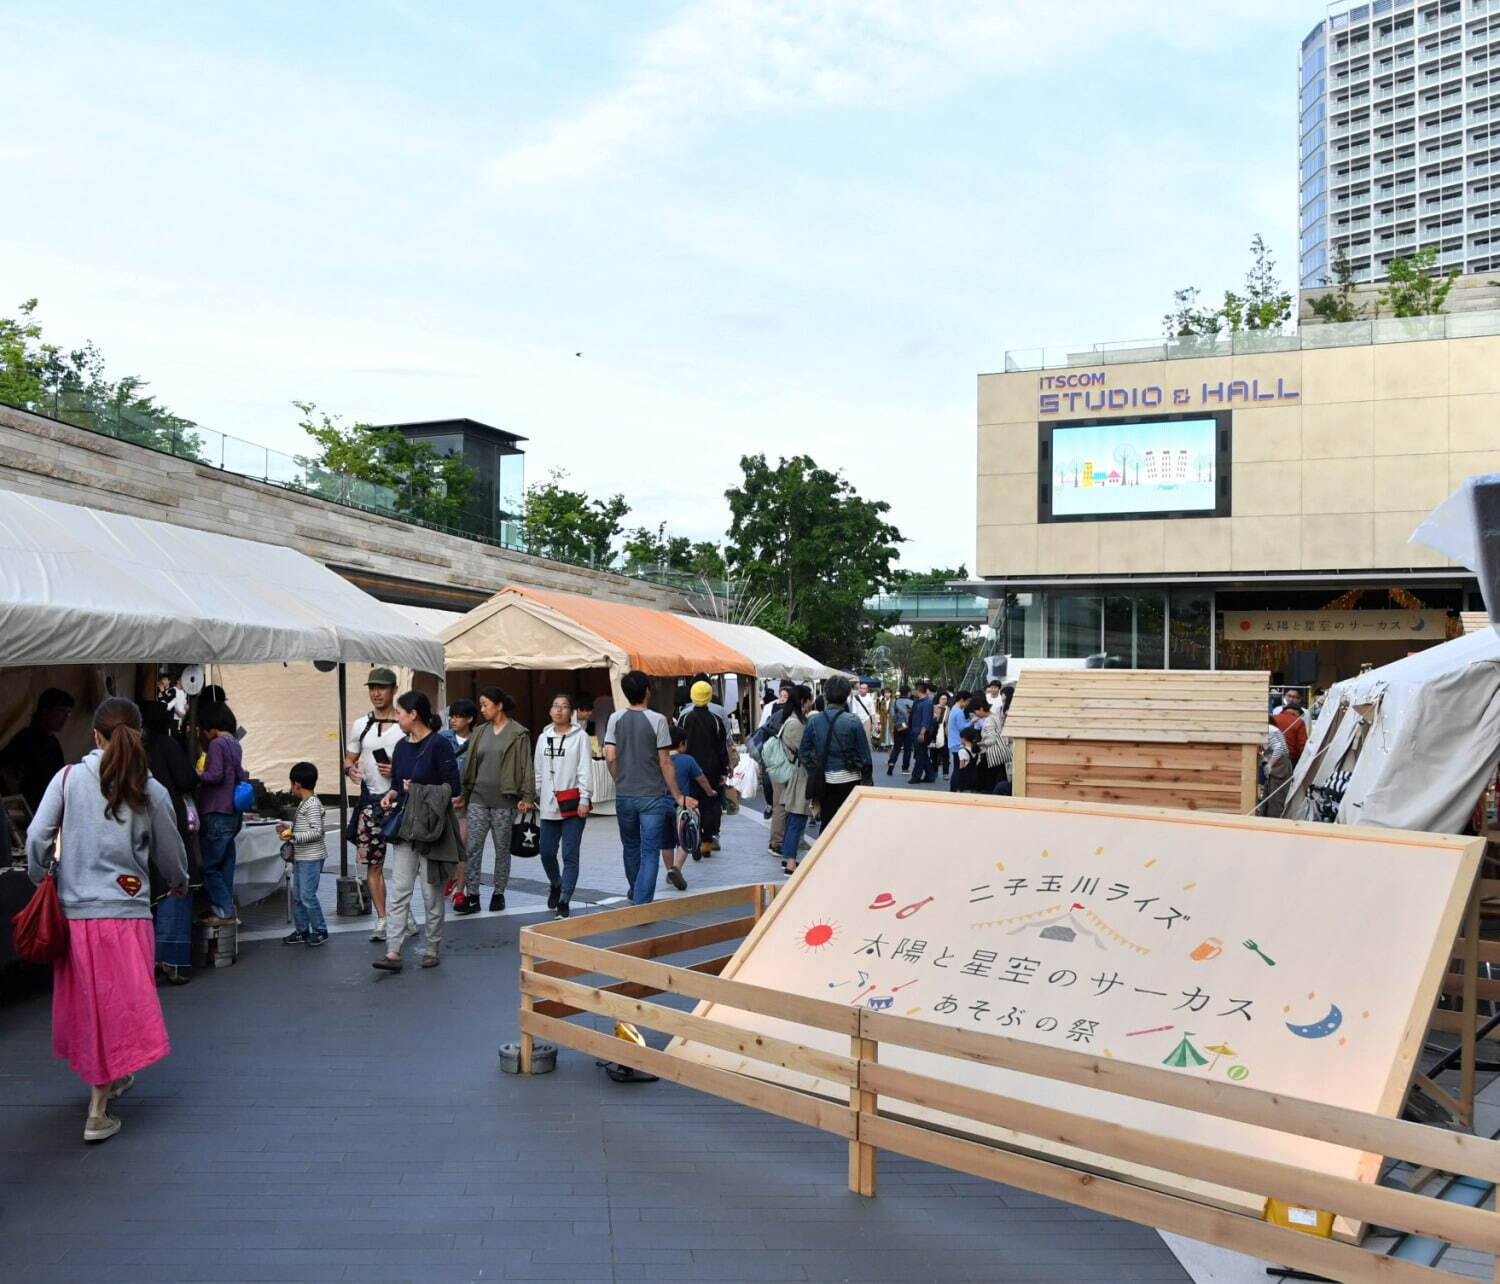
[0, 298, 205, 459]
[620, 522, 727, 579]
[296, 401, 475, 529]
[1164, 234, 1292, 338]
[1221, 234, 1293, 333]
[1163, 287, 1223, 339]
[1377, 246, 1460, 318]
[725, 454, 902, 669]
[522, 468, 630, 565]
[1307, 244, 1369, 324]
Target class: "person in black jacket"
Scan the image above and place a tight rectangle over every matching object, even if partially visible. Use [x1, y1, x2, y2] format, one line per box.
[141, 701, 199, 984]
[678, 681, 728, 858]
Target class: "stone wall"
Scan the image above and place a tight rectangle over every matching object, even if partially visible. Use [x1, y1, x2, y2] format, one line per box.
[0, 403, 687, 611]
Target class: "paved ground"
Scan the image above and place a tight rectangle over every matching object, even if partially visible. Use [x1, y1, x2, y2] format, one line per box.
[0, 764, 1189, 1283]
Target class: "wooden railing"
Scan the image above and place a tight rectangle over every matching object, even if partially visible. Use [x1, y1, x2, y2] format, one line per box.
[518, 885, 1500, 1284]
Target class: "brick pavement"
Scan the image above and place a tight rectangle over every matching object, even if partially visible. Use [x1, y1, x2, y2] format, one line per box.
[0, 773, 1188, 1282]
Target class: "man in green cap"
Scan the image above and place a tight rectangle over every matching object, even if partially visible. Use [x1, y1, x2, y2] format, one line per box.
[344, 667, 406, 942]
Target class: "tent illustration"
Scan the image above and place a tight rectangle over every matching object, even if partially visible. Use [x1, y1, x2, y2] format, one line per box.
[1162, 1032, 1208, 1068]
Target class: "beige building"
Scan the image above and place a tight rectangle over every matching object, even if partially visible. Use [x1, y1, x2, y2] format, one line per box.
[975, 313, 1500, 686]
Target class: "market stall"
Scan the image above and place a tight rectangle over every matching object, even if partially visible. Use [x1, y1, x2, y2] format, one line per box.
[440, 586, 753, 727]
[0, 487, 444, 927]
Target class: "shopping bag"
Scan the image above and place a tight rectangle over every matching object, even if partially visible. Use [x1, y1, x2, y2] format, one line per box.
[510, 813, 540, 858]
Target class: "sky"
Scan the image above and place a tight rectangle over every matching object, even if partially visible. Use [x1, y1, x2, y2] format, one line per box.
[0, 1, 1317, 574]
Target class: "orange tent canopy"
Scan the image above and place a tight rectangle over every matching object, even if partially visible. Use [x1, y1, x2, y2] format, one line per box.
[506, 586, 753, 677]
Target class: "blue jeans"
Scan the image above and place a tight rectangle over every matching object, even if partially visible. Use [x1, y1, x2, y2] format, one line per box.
[910, 738, 934, 782]
[539, 816, 585, 901]
[781, 811, 809, 863]
[616, 795, 671, 904]
[153, 892, 193, 967]
[292, 859, 327, 936]
[199, 812, 243, 919]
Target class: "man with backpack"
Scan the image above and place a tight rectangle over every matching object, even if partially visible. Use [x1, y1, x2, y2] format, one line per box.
[885, 686, 913, 776]
[678, 681, 728, 859]
[798, 675, 873, 825]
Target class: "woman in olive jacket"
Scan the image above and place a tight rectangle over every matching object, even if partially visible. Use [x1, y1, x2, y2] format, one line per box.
[457, 686, 536, 914]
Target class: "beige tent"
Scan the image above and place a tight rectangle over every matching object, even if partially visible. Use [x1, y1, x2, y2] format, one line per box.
[218, 606, 458, 791]
[440, 586, 754, 727]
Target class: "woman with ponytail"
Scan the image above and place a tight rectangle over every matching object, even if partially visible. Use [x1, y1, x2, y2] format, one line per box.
[26, 698, 189, 1143]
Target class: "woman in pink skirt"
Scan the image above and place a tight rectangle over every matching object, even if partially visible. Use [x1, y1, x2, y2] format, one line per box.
[26, 697, 189, 1143]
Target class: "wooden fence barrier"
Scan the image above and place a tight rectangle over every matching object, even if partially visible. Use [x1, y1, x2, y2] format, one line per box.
[518, 884, 1500, 1283]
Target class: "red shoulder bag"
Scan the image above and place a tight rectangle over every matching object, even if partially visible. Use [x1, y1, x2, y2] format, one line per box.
[12, 766, 72, 964]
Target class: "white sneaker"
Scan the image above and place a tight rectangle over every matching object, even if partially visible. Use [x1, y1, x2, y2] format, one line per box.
[84, 1114, 122, 1142]
[369, 918, 386, 943]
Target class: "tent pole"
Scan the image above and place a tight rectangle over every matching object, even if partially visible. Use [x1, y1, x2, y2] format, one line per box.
[337, 662, 349, 879]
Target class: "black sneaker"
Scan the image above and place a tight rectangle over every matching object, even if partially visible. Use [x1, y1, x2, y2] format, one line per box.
[489, 892, 505, 912]
[555, 901, 570, 918]
[546, 885, 561, 910]
[762, 807, 773, 819]
[282, 930, 308, 946]
[667, 867, 687, 891]
[453, 895, 480, 916]
[306, 931, 328, 948]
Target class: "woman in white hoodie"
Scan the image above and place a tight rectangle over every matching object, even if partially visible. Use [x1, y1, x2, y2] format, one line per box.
[533, 694, 592, 918]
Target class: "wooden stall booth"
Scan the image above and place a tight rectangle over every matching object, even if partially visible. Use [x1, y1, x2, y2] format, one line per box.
[1006, 669, 1269, 814]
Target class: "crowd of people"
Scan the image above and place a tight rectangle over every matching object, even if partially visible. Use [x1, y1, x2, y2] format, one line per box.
[10, 660, 996, 1145]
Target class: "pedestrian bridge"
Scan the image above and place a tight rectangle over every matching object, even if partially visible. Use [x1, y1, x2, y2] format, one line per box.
[865, 590, 990, 624]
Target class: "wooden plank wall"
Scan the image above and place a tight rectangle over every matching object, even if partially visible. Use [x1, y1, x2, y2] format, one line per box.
[1018, 738, 1256, 813]
[1007, 670, 1269, 814]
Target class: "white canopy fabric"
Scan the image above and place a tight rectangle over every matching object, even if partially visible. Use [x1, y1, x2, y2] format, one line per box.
[1284, 627, 1500, 833]
[0, 488, 444, 672]
[669, 615, 840, 682]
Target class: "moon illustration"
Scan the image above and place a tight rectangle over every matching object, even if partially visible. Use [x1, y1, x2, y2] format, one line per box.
[1286, 1004, 1343, 1039]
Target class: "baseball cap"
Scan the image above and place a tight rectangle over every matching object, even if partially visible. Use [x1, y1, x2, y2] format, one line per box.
[366, 667, 398, 687]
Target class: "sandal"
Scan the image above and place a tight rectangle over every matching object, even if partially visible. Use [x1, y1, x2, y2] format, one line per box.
[420, 953, 440, 969]
[372, 956, 403, 972]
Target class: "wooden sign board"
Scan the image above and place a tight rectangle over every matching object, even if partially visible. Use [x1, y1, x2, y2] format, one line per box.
[675, 789, 1481, 1220]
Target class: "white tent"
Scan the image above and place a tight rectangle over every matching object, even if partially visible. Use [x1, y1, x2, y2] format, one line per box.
[669, 615, 840, 682]
[1284, 627, 1500, 833]
[0, 488, 443, 672]
[217, 605, 461, 788]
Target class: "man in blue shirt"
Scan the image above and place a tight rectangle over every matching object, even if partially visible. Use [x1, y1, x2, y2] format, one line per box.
[907, 682, 936, 784]
[946, 690, 972, 792]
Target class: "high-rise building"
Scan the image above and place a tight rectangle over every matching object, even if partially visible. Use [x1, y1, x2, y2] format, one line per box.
[1298, 0, 1500, 289]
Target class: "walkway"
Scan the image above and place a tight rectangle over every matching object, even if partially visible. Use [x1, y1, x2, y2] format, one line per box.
[0, 773, 1188, 1283]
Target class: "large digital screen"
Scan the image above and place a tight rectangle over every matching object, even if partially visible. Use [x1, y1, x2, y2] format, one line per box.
[1037, 412, 1230, 523]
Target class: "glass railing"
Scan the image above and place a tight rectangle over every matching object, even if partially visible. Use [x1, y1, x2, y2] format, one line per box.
[864, 591, 990, 621]
[6, 388, 706, 593]
[1001, 308, 1500, 372]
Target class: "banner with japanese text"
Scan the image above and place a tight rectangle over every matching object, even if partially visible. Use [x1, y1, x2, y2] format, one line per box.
[676, 791, 1479, 1213]
[1223, 609, 1448, 642]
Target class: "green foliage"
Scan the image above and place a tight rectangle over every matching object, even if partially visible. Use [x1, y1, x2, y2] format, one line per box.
[295, 401, 475, 528]
[620, 522, 727, 580]
[1164, 234, 1292, 338]
[0, 297, 204, 459]
[522, 467, 630, 565]
[1307, 244, 1368, 324]
[724, 454, 902, 669]
[1377, 247, 1460, 318]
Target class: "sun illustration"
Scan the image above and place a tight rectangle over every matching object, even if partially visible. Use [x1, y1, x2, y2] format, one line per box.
[799, 920, 841, 952]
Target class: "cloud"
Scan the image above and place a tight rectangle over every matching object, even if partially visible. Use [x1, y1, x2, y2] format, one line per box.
[487, 0, 1313, 190]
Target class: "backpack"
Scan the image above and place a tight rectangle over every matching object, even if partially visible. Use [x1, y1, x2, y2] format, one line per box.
[761, 730, 794, 785]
